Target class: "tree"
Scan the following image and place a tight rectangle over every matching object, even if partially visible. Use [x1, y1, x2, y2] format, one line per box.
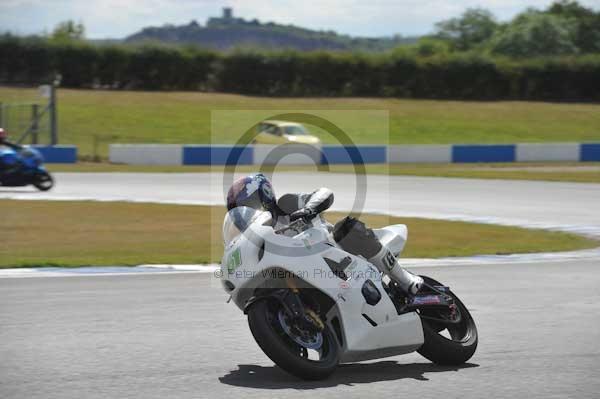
[488, 10, 578, 57]
[414, 37, 450, 57]
[434, 8, 498, 51]
[548, 0, 600, 53]
[51, 20, 85, 42]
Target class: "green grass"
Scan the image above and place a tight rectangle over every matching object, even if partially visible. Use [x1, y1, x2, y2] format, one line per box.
[2, 86, 600, 158]
[1, 199, 596, 268]
[47, 162, 600, 184]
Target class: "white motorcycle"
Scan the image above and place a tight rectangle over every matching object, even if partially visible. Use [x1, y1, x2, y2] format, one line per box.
[220, 206, 478, 380]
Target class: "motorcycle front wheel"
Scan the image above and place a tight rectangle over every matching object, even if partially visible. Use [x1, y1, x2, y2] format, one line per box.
[247, 298, 339, 380]
[33, 171, 53, 191]
[416, 276, 478, 365]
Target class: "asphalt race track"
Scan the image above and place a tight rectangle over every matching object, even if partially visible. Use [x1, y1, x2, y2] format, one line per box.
[2, 261, 599, 399]
[1, 172, 600, 398]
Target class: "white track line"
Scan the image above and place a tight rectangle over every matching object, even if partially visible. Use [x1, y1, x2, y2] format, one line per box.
[2, 247, 600, 278]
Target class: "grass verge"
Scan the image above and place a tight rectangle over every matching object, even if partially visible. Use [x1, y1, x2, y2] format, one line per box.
[1, 199, 596, 268]
[46, 162, 600, 184]
[2, 86, 600, 158]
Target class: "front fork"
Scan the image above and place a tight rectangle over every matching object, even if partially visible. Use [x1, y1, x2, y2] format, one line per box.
[244, 278, 324, 332]
[284, 277, 324, 331]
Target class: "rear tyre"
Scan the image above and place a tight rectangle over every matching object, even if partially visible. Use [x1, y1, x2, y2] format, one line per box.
[417, 276, 478, 365]
[247, 298, 339, 380]
[33, 171, 53, 191]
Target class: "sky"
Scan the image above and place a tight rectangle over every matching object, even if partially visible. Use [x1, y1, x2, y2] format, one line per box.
[1, 0, 599, 39]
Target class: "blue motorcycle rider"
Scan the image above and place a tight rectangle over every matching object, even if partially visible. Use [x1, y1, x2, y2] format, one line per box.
[0, 128, 20, 150]
[0, 128, 54, 191]
[0, 128, 22, 175]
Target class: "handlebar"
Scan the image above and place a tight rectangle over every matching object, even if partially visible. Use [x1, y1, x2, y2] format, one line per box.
[274, 218, 309, 235]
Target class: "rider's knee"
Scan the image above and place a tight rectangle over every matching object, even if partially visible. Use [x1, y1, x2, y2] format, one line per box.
[332, 216, 382, 258]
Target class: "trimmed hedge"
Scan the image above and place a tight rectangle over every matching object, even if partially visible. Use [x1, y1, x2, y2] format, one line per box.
[1, 35, 599, 101]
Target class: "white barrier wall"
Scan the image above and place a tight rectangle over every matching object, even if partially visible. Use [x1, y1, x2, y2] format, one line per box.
[109, 144, 183, 165]
[515, 143, 580, 162]
[253, 144, 322, 165]
[108, 142, 600, 165]
[387, 145, 451, 163]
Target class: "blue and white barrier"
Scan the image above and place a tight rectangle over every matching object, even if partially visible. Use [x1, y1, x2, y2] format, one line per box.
[387, 145, 451, 163]
[452, 144, 515, 163]
[108, 143, 600, 165]
[254, 144, 322, 165]
[581, 143, 600, 162]
[321, 145, 387, 165]
[34, 145, 77, 163]
[183, 145, 253, 165]
[515, 143, 580, 162]
[110, 144, 182, 165]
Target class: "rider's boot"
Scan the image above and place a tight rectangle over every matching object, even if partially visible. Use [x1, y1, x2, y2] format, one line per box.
[368, 246, 424, 295]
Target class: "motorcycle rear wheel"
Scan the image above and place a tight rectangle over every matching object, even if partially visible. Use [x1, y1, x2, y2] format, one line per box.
[247, 298, 339, 380]
[416, 276, 478, 365]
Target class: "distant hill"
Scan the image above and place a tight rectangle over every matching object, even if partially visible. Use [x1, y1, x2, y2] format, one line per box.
[124, 8, 418, 51]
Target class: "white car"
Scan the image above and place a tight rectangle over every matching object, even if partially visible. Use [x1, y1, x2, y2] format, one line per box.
[254, 120, 321, 145]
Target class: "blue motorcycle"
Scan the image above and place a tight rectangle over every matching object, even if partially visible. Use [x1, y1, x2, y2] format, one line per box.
[0, 146, 54, 191]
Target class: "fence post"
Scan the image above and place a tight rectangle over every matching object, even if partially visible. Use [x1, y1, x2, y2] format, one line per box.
[93, 134, 100, 162]
[31, 104, 39, 144]
[50, 83, 58, 145]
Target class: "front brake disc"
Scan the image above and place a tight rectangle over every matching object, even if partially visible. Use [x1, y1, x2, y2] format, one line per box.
[277, 310, 323, 350]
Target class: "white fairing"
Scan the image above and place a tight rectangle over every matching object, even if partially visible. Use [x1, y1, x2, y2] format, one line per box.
[220, 210, 423, 363]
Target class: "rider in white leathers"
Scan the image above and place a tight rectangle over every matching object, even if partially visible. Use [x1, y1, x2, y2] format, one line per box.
[226, 173, 423, 294]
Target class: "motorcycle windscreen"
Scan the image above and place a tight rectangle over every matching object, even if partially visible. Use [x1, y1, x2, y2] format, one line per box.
[222, 206, 272, 246]
[19, 147, 43, 167]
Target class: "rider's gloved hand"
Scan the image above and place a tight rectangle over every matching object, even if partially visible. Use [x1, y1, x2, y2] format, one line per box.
[289, 207, 317, 222]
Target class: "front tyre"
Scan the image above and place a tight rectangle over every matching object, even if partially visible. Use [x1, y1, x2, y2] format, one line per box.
[417, 276, 478, 365]
[33, 171, 53, 191]
[247, 299, 339, 380]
